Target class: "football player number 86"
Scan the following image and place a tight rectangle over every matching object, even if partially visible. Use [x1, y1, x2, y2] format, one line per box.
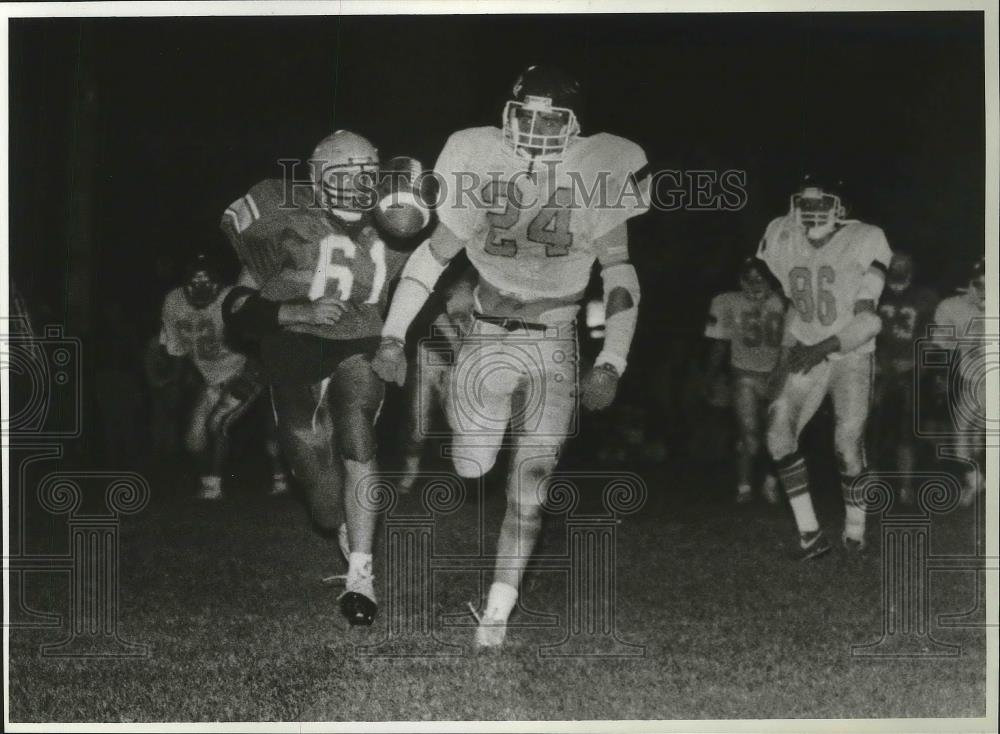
[482, 180, 574, 257]
[788, 265, 837, 325]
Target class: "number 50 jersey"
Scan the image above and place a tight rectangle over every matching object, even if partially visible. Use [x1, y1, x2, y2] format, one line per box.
[160, 287, 246, 386]
[434, 127, 649, 304]
[704, 290, 787, 373]
[757, 215, 892, 354]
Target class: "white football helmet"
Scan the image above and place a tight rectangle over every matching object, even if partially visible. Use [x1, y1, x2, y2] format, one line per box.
[311, 130, 380, 222]
[502, 65, 581, 161]
[790, 181, 846, 242]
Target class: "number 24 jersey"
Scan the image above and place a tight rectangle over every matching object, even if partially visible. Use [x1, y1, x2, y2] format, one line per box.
[757, 215, 892, 354]
[434, 127, 649, 303]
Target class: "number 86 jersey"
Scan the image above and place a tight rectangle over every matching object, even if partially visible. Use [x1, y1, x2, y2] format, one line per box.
[434, 127, 649, 303]
[757, 215, 892, 354]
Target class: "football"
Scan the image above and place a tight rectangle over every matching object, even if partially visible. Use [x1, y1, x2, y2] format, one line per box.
[374, 155, 433, 238]
[374, 190, 431, 239]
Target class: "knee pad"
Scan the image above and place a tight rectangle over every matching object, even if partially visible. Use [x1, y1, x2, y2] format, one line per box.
[451, 444, 500, 478]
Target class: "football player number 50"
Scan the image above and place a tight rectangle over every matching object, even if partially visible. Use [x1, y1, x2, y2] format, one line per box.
[788, 265, 837, 325]
[483, 180, 573, 257]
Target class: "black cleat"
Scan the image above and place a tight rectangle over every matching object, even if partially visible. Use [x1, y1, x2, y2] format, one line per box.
[794, 530, 832, 561]
[339, 591, 377, 626]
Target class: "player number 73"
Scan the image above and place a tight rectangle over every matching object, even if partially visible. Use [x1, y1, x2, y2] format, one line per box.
[309, 233, 386, 303]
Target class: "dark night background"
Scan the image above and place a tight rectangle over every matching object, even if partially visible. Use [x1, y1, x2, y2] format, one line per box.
[7, 12, 986, 462]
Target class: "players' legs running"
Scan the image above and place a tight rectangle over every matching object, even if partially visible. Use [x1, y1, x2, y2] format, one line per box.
[330, 353, 385, 625]
[205, 373, 263, 495]
[767, 362, 832, 554]
[478, 326, 576, 647]
[894, 373, 917, 503]
[733, 372, 762, 502]
[830, 352, 874, 546]
[331, 354, 385, 558]
[447, 322, 516, 480]
[187, 384, 224, 500]
[265, 414, 290, 496]
[400, 346, 446, 492]
[270, 381, 345, 532]
[953, 375, 986, 505]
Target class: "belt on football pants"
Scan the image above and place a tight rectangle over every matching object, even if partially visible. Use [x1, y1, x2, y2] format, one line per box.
[473, 312, 548, 332]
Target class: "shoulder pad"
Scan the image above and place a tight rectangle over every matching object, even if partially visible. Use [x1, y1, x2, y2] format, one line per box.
[438, 127, 501, 169]
[576, 133, 648, 181]
[758, 216, 791, 255]
[163, 287, 187, 314]
[844, 222, 891, 266]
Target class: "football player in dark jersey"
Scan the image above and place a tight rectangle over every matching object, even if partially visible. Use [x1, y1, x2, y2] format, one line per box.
[220, 131, 427, 626]
[871, 252, 938, 504]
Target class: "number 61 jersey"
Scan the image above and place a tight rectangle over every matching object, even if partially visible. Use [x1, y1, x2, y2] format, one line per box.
[757, 215, 892, 354]
[434, 127, 649, 304]
[221, 178, 411, 341]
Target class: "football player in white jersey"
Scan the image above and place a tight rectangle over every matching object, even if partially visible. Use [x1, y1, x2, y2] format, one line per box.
[372, 65, 649, 647]
[757, 179, 892, 559]
[159, 254, 287, 500]
[932, 258, 987, 506]
[704, 257, 787, 504]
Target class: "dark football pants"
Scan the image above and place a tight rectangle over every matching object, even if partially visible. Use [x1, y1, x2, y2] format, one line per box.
[270, 353, 384, 532]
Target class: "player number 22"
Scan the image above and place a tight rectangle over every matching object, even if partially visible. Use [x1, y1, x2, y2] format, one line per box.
[482, 180, 573, 257]
[788, 265, 837, 326]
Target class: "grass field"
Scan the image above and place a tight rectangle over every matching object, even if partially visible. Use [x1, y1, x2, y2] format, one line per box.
[6, 444, 990, 724]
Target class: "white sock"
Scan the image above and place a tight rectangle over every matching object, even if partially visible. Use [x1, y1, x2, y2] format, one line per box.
[346, 551, 375, 601]
[201, 475, 222, 490]
[788, 494, 819, 534]
[348, 551, 372, 577]
[737, 483, 752, 496]
[844, 506, 866, 542]
[484, 581, 518, 621]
